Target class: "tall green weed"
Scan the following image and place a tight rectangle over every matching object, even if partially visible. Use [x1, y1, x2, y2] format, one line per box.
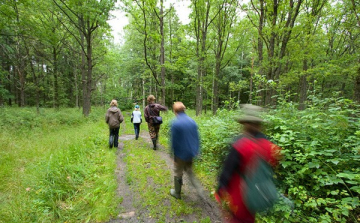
[263, 98, 360, 222]
[159, 98, 360, 222]
[0, 107, 118, 223]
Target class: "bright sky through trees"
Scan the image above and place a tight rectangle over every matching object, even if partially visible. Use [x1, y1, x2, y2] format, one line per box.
[108, 0, 191, 44]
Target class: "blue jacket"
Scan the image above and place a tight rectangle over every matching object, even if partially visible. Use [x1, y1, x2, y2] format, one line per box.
[171, 112, 200, 161]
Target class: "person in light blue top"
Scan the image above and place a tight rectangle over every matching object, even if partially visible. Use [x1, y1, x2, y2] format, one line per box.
[131, 105, 142, 140]
[169, 102, 204, 200]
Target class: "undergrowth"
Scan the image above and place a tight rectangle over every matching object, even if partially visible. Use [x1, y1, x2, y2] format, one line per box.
[159, 97, 360, 222]
[0, 107, 119, 223]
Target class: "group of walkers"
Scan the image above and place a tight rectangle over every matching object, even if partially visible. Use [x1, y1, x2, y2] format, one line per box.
[105, 96, 281, 223]
[105, 95, 166, 149]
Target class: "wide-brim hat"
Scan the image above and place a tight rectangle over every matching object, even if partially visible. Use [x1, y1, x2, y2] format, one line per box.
[235, 104, 265, 123]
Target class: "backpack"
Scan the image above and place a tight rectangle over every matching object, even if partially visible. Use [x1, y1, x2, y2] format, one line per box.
[241, 154, 279, 214]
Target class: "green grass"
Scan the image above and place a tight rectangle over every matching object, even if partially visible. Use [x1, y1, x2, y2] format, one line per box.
[120, 113, 217, 222]
[0, 107, 119, 223]
[122, 138, 199, 222]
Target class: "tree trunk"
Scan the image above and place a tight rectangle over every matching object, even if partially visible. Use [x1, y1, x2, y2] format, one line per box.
[159, 0, 166, 105]
[7, 68, 12, 106]
[212, 59, 221, 115]
[196, 63, 203, 116]
[17, 67, 25, 107]
[84, 33, 92, 116]
[53, 47, 59, 109]
[354, 65, 360, 103]
[30, 57, 40, 113]
[299, 58, 308, 110]
[142, 78, 145, 109]
[74, 64, 79, 108]
[80, 27, 87, 115]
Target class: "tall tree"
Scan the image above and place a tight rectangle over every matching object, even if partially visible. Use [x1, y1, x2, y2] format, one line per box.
[190, 0, 223, 115]
[210, 0, 239, 114]
[246, 0, 303, 105]
[52, 0, 115, 116]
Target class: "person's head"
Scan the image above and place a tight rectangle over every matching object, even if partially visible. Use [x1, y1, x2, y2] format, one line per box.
[237, 104, 264, 135]
[110, 99, 118, 107]
[135, 105, 140, 110]
[173, 102, 186, 115]
[240, 121, 262, 134]
[147, 95, 156, 104]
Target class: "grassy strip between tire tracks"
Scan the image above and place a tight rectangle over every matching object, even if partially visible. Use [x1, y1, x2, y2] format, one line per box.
[0, 110, 119, 223]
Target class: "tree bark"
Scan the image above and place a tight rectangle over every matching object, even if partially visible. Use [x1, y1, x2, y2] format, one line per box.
[30, 57, 40, 113]
[299, 59, 308, 110]
[350, 0, 360, 102]
[355, 66, 360, 103]
[159, 0, 166, 105]
[83, 29, 93, 116]
[74, 63, 79, 108]
[53, 47, 59, 109]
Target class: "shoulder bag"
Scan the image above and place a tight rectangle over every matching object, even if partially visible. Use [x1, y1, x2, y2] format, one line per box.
[149, 106, 163, 125]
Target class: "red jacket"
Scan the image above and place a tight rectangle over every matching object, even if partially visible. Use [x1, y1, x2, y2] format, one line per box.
[216, 133, 280, 223]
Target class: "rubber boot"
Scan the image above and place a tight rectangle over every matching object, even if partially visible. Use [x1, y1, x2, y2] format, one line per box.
[170, 176, 182, 199]
[152, 138, 157, 150]
[109, 135, 114, 148]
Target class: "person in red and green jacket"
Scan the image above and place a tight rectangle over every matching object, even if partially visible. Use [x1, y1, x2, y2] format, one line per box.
[215, 104, 281, 223]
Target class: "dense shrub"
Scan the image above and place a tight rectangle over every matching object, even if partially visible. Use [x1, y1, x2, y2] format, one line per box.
[160, 98, 360, 222]
[263, 98, 360, 222]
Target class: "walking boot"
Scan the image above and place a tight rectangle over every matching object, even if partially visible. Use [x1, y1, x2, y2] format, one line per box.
[109, 135, 114, 148]
[152, 138, 157, 150]
[170, 176, 182, 199]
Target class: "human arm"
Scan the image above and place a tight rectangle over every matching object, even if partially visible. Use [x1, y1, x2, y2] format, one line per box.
[131, 112, 133, 123]
[155, 104, 168, 112]
[170, 121, 180, 158]
[144, 107, 150, 123]
[105, 111, 109, 124]
[118, 108, 124, 123]
[217, 147, 241, 191]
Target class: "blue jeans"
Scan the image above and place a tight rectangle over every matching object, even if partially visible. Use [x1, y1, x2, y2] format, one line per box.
[134, 123, 140, 138]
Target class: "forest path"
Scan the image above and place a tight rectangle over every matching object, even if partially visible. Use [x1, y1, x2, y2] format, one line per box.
[108, 122, 222, 223]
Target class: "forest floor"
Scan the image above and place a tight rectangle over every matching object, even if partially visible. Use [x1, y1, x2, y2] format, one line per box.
[108, 120, 222, 223]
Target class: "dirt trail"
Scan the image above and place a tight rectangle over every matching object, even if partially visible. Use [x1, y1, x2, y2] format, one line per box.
[109, 131, 222, 223]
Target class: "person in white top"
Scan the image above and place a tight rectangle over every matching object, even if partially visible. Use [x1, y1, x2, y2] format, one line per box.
[131, 105, 142, 140]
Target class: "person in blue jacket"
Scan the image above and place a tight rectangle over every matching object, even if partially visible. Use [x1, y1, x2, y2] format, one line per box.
[170, 102, 204, 199]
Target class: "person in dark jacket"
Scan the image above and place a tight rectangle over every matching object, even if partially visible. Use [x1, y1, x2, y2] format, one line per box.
[215, 104, 281, 223]
[169, 102, 204, 199]
[144, 95, 167, 150]
[105, 99, 124, 148]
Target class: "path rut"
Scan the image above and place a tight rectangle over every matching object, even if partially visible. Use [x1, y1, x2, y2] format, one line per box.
[109, 129, 222, 223]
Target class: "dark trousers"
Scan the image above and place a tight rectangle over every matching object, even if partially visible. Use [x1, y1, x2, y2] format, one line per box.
[134, 123, 140, 138]
[109, 127, 119, 148]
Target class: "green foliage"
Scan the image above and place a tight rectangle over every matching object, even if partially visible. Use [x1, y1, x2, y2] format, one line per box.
[0, 107, 106, 132]
[262, 97, 360, 222]
[160, 99, 360, 222]
[0, 108, 118, 222]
